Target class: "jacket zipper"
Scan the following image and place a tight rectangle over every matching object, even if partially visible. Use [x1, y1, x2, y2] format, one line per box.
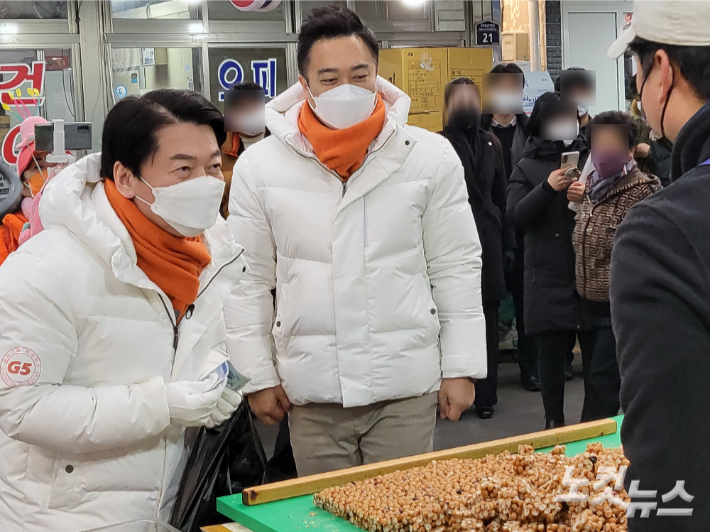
[195, 248, 245, 301]
[286, 129, 398, 199]
[153, 247, 243, 517]
[363, 195, 368, 247]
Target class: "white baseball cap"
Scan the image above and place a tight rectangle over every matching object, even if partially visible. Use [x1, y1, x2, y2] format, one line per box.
[608, 0, 710, 59]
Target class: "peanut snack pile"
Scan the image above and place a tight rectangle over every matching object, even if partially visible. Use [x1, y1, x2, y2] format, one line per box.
[314, 443, 629, 532]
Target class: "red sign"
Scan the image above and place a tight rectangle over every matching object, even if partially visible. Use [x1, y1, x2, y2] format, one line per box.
[1, 124, 21, 166]
[0, 61, 45, 108]
[0, 61, 45, 165]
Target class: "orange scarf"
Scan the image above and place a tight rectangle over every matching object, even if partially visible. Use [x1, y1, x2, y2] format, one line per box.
[0, 212, 28, 266]
[104, 179, 211, 320]
[298, 94, 386, 180]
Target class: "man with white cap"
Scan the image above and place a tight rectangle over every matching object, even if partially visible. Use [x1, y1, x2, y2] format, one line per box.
[608, 1, 710, 530]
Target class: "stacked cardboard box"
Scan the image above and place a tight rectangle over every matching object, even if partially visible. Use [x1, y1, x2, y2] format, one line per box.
[379, 47, 493, 132]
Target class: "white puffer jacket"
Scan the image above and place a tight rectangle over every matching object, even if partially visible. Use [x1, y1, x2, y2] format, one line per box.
[225, 78, 486, 408]
[0, 153, 245, 532]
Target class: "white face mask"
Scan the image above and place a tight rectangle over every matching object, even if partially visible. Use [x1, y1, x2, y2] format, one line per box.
[492, 92, 523, 113]
[135, 175, 225, 237]
[546, 120, 579, 143]
[235, 110, 265, 136]
[577, 104, 589, 116]
[308, 83, 377, 130]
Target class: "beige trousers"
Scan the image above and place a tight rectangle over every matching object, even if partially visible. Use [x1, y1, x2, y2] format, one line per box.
[288, 392, 438, 476]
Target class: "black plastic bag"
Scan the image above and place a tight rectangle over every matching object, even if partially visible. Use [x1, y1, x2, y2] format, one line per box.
[169, 403, 267, 532]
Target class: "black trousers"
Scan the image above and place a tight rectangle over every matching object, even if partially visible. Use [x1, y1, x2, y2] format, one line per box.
[475, 301, 499, 408]
[535, 330, 595, 422]
[580, 301, 621, 422]
[506, 236, 538, 379]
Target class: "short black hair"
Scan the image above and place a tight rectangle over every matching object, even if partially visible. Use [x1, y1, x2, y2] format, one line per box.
[225, 82, 265, 112]
[297, 6, 379, 77]
[628, 37, 710, 101]
[490, 63, 524, 75]
[445, 76, 480, 107]
[101, 89, 225, 180]
[553, 66, 587, 92]
[230, 81, 264, 92]
[589, 110, 640, 148]
[527, 91, 577, 138]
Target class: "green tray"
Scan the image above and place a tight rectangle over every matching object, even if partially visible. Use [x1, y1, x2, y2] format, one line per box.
[218, 416, 624, 532]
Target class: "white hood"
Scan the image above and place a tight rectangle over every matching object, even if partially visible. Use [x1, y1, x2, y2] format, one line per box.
[39, 152, 241, 294]
[265, 76, 412, 157]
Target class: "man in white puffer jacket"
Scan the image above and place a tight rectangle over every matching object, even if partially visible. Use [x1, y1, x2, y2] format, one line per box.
[0, 90, 245, 531]
[226, 6, 486, 476]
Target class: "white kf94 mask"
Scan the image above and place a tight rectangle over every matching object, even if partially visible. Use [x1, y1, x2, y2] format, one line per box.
[135, 175, 225, 237]
[308, 83, 377, 130]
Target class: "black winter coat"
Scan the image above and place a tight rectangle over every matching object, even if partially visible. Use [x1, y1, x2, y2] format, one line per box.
[481, 113, 529, 176]
[611, 101, 710, 532]
[507, 136, 591, 335]
[441, 127, 513, 302]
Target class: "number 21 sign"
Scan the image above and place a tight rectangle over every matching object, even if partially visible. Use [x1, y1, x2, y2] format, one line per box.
[475, 20, 501, 47]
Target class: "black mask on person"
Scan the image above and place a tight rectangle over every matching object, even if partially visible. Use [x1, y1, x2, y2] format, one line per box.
[447, 106, 481, 131]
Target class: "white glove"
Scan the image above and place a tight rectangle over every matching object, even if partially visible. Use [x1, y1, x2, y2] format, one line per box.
[205, 387, 243, 429]
[165, 372, 226, 427]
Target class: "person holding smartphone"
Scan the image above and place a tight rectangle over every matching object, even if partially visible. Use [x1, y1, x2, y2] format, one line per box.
[507, 92, 594, 430]
[568, 111, 661, 423]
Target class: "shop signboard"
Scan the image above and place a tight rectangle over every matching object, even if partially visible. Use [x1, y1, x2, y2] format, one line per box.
[229, 0, 282, 12]
[523, 70, 554, 116]
[0, 61, 45, 166]
[217, 57, 278, 101]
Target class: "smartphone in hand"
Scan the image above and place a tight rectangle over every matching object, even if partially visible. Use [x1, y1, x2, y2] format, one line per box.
[561, 151, 580, 170]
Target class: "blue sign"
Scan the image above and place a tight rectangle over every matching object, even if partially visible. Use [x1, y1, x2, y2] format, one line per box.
[114, 85, 128, 98]
[252, 58, 277, 98]
[217, 57, 278, 101]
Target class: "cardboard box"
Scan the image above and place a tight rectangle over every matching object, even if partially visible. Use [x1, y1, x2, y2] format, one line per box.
[407, 111, 443, 133]
[380, 48, 449, 114]
[502, 32, 530, 62]
[447, 48, 493, 87]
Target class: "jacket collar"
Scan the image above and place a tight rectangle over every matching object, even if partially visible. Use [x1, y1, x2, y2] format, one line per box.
[266, 76, 411, 159]
[266, 76, 416, 213]
[590, 167, 659, 203]
[671, 100, 710, 181]
[39, 153, 243, 297]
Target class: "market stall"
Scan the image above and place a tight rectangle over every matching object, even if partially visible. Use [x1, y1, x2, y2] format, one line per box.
[207, 416, 624, 532]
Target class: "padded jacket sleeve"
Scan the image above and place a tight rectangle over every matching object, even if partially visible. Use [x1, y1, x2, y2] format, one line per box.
[0, 251, 171, 454]
[507, 164, 559, 230]
[423, 140, 487, 380]
[224, 152, 281, 395]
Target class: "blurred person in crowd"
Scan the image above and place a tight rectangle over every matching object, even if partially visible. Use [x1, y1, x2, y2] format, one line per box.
[567, 111, 660, 422]
[555, 67, 595, 128]
[481, 63, 540, 392]
[0, 116, 56, 266]
[608, 1, 710, 528]
[221, 83, 296, 480]
[221, 81, 270, 219]
[0, 90, 245, 531]
[507, 92, 594, 430]
[441, 77, 511, 420]
[226, 6, 485, 476]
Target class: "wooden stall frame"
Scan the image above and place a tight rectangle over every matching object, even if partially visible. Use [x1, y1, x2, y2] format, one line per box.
[242, 418, 617, 506]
